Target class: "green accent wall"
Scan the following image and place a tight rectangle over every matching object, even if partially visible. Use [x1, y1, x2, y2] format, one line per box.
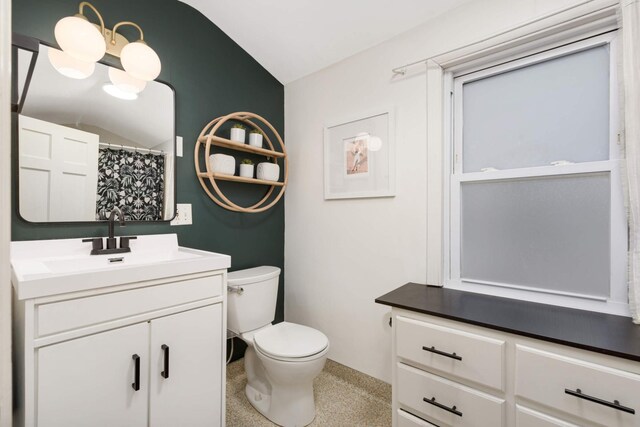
[12, 0, 285, 360]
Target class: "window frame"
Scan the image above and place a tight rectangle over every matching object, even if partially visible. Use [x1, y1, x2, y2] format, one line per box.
[443, 31, 629, 316]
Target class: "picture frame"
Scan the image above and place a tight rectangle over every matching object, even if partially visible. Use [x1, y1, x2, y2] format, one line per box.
[323, 108, 395, 199]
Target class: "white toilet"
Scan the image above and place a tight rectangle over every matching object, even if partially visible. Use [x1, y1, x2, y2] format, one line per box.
[227, 266, 329, 427]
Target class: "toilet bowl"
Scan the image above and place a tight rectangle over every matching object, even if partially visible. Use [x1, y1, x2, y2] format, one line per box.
[227, 266, 329, 427]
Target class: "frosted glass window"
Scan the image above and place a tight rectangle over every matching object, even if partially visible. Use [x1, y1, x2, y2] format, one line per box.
[462, 45, 610, 172]
[461, 173, 610, 297]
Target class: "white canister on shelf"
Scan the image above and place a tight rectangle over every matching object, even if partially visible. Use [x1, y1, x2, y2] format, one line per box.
[209, 154, 236, 175]
[230, 127, 246, 143]
[239, 163, 254, 178]
[249, 131, 263, 148]
[257, 162, 280, 181]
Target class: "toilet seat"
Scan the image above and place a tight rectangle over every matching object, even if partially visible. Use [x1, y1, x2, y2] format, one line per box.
[254, 322, 329, 361]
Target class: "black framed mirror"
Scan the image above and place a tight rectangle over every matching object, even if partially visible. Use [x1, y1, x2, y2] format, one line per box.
[12, 34, 176, 223]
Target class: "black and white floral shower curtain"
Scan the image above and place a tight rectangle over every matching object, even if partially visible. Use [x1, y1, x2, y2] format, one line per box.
[96, 148, 165, 221]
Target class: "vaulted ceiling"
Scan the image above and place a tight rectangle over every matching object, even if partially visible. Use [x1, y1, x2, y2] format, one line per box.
[179, 0, 471, 84]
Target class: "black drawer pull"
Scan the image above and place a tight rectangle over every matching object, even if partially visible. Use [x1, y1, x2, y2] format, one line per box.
[422, 345, 462, 361]
[161, 344, 170, 379]
[565, 388, 635, 415]
[132, 354, 140, 391]
[423, 397, 463, 417]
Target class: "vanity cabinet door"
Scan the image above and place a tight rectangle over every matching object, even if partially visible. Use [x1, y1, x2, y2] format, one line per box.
[149, 304, 223, 427]
[37, 322, 149, 427]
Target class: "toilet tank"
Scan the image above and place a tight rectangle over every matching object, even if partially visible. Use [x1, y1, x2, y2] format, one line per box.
[227, 266, 281, 334]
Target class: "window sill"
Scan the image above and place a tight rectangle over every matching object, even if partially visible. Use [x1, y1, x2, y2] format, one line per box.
[446, 279, 630, 318]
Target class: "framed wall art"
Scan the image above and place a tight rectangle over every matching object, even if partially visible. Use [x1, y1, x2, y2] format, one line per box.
[323, 108, 395, 199]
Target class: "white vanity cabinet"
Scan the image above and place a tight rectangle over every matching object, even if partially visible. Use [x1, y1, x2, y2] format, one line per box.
[37, 322, 150, 427]
[390, 309, 640, 427]
[13, 270, 227, 427]
[148, 304, 223, 427]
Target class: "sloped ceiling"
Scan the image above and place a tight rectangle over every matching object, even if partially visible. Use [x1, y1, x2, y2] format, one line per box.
[179, 0, 471, 84]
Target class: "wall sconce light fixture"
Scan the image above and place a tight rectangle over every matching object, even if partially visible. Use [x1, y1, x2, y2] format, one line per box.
[51, 1, 161, 91]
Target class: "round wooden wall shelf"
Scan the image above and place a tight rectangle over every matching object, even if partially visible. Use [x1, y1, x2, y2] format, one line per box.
[194, 112, 288, 213]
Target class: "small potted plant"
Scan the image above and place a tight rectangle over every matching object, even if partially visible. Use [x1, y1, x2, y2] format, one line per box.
[249, 129, 263, 148]
[239, 159, 254, 178]
[230, 123, 246, 143]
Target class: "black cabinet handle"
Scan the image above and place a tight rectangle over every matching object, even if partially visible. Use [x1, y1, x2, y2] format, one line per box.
[132, 354, 140, 391]
[423, 397, 463, 417]
[422, 345, 462, 361]
[565, 388, 635, 414]
[161, 344, 170, 379]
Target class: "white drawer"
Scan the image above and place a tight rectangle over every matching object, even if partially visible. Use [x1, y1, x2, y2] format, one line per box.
[396, 315, 505, 390]
[515, 345, 640, 427]
[397, 363, 505, 427]
[37, 274, 223, 336]
[398, 409, 439, 427]
[516, 405, 579, 427]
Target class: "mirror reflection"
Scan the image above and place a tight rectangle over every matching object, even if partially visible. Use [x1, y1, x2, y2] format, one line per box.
[16, 43, 175, 223]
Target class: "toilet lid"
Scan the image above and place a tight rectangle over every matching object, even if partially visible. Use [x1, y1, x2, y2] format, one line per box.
[254, 322, 329, 359]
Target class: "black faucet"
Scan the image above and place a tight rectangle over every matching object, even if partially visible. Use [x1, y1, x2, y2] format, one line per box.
[106, 207, 126, 249]
[82, 208, 137, 255]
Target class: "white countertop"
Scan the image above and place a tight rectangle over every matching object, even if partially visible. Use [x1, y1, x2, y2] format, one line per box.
[11, 233, 231, 300]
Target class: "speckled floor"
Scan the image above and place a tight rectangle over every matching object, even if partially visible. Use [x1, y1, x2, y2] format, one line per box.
[226, 358, 392, 427]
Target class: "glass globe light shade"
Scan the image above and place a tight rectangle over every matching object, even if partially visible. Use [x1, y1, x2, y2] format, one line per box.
[48, 47, 95, 79]
[120, 41, 161, 81]
[108, 67, 147, 94]
[102, 83, 138, 100]
[54, 15, 106, 62]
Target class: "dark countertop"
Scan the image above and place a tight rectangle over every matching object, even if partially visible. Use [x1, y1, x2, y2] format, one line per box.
[376, 283, 640, 362]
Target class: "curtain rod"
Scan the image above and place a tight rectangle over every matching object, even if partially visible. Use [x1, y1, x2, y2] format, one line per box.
[99, 142, 165, 155]
[392, 59, 428, 76]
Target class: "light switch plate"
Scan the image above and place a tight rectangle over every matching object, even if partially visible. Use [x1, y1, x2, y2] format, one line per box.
[171, 203, 192, 226]
[176, 136, 183, 157]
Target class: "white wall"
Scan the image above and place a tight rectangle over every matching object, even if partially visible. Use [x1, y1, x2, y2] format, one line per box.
[284, 0, 588, 382]
[0, 0, 11, 423]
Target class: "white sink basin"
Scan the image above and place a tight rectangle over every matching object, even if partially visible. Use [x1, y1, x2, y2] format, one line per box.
[11, 234, 231, 300]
